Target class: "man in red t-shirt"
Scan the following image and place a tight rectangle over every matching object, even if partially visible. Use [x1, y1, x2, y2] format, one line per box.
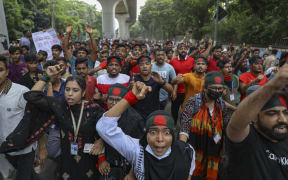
[169, 43, 194, 122]
[207, 45, 222, 72]
[239, 56, 268, 101]
[75, 57, 97, 101]
[95, 56, 130, 109]
[130, 44, 143, 76]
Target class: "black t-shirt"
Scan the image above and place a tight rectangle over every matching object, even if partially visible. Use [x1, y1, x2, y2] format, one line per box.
[132, 75, 162, 119]
[224, 125, 288, 180]
[19, 71, 41, 90]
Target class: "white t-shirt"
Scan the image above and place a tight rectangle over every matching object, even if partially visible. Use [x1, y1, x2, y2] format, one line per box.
[0, 83, 37, 155]
[94, 60, 107, 77]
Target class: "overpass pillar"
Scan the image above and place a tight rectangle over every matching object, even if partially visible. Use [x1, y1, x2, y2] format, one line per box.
[116, 14, 130, 40]
[98, 0, 121, 39]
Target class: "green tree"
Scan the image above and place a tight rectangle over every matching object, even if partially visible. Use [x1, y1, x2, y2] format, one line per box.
[3, 0, 102, 40]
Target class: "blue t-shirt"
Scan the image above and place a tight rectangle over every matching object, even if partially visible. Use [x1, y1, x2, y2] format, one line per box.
[152, 62, 176, 102]
[44, 79, 65, 98]
[69, 56, 94, 75]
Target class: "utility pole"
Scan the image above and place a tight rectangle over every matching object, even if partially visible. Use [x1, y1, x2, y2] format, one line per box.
[51, 0, 56, 29]
[214, 0, 220, 46]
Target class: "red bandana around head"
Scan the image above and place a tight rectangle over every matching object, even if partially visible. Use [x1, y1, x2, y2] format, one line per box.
[153, 115, 167, 126]
[111, 58, 116, 63]
[214, 76, 222, 84]
[112, 88, 121, 96]
[279, 96, 287, 108]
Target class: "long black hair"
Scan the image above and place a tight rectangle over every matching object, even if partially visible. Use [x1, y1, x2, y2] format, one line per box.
[65, 75, 86, 92]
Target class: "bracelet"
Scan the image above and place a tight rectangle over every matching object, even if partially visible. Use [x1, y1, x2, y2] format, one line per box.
[124, 90, 138, 105]
[40, 73, 50, 83]
[98, 156, 106, 164]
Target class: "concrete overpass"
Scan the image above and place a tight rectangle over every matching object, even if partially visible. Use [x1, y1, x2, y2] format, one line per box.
[98, 0, 137, 40]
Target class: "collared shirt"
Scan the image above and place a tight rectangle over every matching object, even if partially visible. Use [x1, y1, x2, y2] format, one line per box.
[169, 56, 195, 93]
[0, 83, 37, 155]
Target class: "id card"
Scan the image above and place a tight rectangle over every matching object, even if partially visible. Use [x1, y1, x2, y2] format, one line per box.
[83, 143, 93, 153]
[71, 142, 78, 155]
[213, 133, 221, 144]
[230, 94, 235, 101]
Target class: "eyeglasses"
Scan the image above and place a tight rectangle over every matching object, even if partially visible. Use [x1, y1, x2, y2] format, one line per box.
[107, 97, 122, 103]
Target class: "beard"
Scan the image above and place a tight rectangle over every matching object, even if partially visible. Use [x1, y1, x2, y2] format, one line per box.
[257, 118, 288, 141]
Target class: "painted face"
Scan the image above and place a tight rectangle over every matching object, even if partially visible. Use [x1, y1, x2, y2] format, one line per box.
[65, 80, 84, 106]
[257, 106, 288, 141]
[147, 126, 173, 156]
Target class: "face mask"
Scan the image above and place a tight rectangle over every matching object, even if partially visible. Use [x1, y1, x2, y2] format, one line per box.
[207, 89, 223, 100]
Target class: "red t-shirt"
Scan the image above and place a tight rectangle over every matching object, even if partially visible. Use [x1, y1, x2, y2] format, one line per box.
[207, 57, 220, 72]
[169, 56, 195, 93]
[85, 75, 97, 101]
[239, 72, 268, 101]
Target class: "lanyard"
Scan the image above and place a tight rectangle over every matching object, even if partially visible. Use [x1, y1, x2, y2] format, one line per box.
[70, 102, 84, 142]
[231, 80, 234, 91]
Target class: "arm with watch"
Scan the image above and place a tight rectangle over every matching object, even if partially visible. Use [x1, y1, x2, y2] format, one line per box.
[152, 71, 173, 94]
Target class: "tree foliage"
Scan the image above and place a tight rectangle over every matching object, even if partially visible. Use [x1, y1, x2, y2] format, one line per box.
[3, 0, 102, 40]
[136, 0, 288, 45]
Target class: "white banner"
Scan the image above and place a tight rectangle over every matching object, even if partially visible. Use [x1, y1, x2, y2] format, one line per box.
[32, 28, 61, 60]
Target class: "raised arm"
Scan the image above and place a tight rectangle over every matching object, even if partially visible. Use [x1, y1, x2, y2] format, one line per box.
[85, 24, 98, 62]
[96, 82, 151, 163]
[227, 64, 288, 143]
[63, 24, 73, 60]
[200, 39, 213, 59]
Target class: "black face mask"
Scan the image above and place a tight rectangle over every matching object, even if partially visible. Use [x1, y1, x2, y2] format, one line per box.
[207, 89, 223, 100]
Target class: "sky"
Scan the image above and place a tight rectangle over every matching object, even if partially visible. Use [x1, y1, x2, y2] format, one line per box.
[79, 0, 147, 17]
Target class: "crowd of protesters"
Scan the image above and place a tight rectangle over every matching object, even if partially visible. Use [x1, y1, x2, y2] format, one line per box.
[0, 24, 288, 180]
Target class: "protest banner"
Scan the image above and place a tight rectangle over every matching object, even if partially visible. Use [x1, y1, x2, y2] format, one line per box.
[32, 28, 62, 60]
